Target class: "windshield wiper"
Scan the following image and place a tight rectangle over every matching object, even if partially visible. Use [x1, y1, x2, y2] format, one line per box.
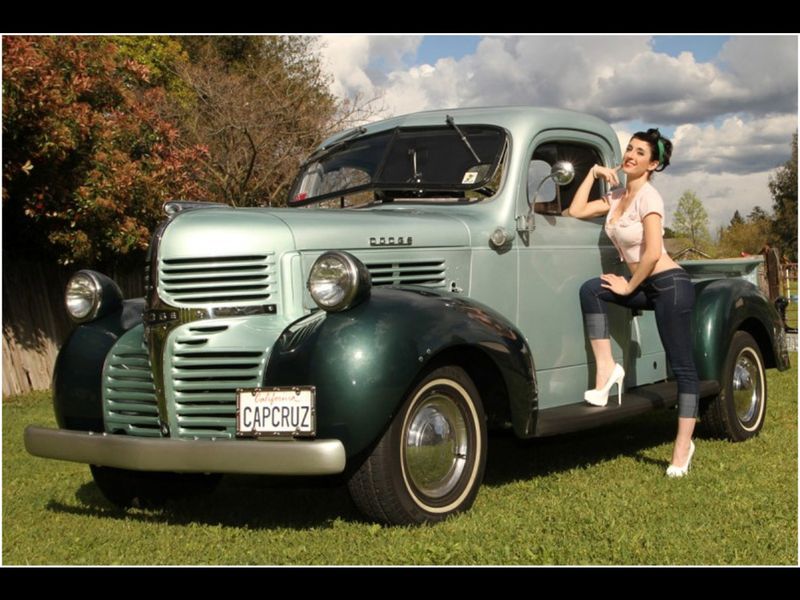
[307, 126, 368, 162]
[446, 115, 481, 163]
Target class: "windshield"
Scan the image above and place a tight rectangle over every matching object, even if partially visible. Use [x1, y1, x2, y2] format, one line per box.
[289, 125, 507, 208]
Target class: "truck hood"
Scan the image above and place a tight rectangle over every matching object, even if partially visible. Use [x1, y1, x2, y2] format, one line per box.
[162, 206, 471, 258]
[267, 207, 470, 250]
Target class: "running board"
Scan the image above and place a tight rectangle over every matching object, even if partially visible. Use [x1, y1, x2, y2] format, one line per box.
[534, 380, 720, 437]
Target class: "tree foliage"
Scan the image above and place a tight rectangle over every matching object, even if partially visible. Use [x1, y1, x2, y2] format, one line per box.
[2, 36, 207, 268]
[164, 36, 378, 207]
[2, 35, 381, 268]
[716, 208, 773, 258]
[769, 132, 797, 261]
[112, 36, 194, 106]
[672, 190, 711, 250]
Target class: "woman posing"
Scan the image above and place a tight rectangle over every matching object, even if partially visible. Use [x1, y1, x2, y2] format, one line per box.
[568, 129, 698, 477]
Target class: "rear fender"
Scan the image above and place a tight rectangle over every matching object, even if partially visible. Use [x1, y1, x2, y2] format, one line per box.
[693, 279, 789, 382]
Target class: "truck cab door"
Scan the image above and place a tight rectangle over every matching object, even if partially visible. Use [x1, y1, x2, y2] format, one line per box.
[515, 132, 636, 409]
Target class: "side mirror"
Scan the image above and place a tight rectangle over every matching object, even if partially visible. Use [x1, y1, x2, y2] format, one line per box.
[519, 161, 577, 235]
[550, 161, 575, 186]
[526, 161, 576, 212]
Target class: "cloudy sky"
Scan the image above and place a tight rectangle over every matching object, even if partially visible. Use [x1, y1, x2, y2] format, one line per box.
[318, 35, 798, 232]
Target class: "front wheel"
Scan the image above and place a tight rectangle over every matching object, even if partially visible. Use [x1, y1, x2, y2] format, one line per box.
[347, 366, 487, 525]
[700, 331, 767, 441]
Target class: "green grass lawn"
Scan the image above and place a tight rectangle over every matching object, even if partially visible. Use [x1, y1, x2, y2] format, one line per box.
[4, 358, 797, 565]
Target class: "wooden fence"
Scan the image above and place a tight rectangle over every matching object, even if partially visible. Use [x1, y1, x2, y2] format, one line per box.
[2, 260, 143, 397]
[783, 262, 798, 330]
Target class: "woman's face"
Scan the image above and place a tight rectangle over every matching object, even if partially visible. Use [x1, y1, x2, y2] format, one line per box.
[622, 138, 660, 178]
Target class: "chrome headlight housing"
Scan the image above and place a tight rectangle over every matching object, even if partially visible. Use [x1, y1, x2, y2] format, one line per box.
[307, 251, 371, 312]
[65, 270, 123, 323]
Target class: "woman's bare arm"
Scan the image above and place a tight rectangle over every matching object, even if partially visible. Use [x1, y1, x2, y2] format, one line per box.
[567, 164, 619, 219]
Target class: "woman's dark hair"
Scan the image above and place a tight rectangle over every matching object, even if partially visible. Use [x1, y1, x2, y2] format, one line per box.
[631, 128, 672, 174]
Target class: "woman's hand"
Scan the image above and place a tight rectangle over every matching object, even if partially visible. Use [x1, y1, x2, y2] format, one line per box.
[600, 273, 632, 296]
[592, 164, 621, 187]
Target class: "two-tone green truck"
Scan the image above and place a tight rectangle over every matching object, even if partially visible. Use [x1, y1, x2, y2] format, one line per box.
[25, 106, 790, 525]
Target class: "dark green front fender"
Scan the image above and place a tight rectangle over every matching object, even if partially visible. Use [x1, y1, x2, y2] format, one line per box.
[693, 279, 789, 382]
[263, 287, 536, 457]
[53, 299, 145, 431]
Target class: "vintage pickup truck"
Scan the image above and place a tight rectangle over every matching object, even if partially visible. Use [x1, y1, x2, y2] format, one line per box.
[25, 106, 790, 525]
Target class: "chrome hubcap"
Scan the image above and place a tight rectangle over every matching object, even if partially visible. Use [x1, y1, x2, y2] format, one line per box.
[732, 349, 762, 424]
[405, 393, 468, 499]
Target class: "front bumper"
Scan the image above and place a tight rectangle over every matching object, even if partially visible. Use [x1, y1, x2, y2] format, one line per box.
[24, 426, 346, 475]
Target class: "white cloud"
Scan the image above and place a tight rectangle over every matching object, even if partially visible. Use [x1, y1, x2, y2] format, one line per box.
[717, 35, 798, 115]
[368, 36, 422, 70]
[318, 35, 422, 102]
[656, 171, 775, 232]
[324, 34, 797, 125]
[318, 35, 374, 100]
[672, 114, 797, 175]
[593, 50, 739, 123]
[382, 58, 466, 116]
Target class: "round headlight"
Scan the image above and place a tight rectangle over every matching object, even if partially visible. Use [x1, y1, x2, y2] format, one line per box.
[307, 251, 371, 312]
[64, 270, 123, 323]
[65, 272, 100, 321]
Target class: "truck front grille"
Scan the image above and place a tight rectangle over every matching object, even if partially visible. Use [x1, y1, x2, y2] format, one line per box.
[103, 331, 160, 437]
[159, 254, 277, 306]
[104, 324, 270, 439]
[171, 324, 267, 439]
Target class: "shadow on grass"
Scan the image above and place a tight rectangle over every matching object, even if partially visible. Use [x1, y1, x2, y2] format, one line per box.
[47, 473, 362, 530]
[45, 407, 683, 528]
[484, 406, 681, 485]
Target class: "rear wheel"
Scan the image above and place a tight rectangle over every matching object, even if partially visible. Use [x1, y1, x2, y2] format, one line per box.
[347, 366, 487, 525]
[700, 331, 767, 441]
[90, 465, 221, 509]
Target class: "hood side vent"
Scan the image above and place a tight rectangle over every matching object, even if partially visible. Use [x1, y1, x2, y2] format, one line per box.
[365, 259, 447, 288]
[159, 254, 277, 306]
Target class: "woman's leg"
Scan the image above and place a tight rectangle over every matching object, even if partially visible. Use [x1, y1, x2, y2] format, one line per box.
[579, 277, 650, 389]
[651, 273, 699, 467]
[588, 339, 614, 389]
[674, 417, 696, 467]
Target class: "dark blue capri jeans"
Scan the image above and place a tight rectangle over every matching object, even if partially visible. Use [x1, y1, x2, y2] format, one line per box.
[579, 268, 699, 418]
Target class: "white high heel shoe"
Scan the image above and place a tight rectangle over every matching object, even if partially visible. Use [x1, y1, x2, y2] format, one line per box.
[584, 363, 625, 407]
[666, 441, 695, 478]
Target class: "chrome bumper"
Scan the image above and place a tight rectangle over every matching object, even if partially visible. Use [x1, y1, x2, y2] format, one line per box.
[24, 426, 346, 475]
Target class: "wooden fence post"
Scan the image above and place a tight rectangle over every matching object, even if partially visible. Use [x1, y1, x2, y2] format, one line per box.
[2, 261, 143, 397]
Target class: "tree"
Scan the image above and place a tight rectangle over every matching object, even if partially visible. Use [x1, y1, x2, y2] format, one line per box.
[716, 217, 773, 258]
[672, 190, 711, 250]
[769, 132, 797, 261]
[730, 210, 744, 227]
[2, 36, 207, 268]
[112, 36, 194, 107]
[163, 36, 379, 207]
[748, 205, 770, 224]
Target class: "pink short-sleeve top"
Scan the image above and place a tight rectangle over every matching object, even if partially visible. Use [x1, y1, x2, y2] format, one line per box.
[604, 182, 668, 263]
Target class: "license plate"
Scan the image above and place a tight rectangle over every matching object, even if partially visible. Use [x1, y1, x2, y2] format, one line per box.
[236, 386, 316, 438]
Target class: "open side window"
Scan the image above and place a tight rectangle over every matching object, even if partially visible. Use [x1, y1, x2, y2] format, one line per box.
[528, 142, 604, 216]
